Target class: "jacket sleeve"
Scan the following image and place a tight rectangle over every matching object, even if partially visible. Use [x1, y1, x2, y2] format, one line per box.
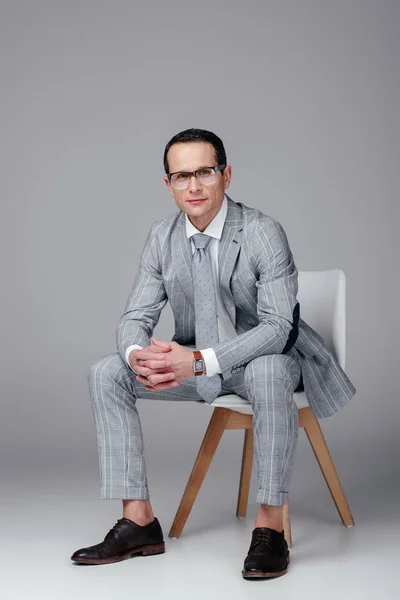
[213, 216, 300, 380]
[116, 223, 168, 367]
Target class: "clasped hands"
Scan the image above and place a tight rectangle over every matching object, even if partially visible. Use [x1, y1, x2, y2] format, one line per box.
[129, 337, 195, 391]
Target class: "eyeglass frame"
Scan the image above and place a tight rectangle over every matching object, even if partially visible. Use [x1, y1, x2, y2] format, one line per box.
[167, 164, 226, 188]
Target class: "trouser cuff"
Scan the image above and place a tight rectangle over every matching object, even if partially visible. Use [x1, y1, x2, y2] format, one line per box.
[256, 488, 288, 506]
[100, 485, 150, 500]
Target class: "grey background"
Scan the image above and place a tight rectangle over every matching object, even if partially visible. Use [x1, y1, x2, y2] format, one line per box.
[1, 2, 399, 593]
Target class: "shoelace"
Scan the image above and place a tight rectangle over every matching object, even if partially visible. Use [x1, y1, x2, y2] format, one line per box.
[250, 528, 282, 552]
[254, 529, 273, 544]
[104, 518, 131, 540]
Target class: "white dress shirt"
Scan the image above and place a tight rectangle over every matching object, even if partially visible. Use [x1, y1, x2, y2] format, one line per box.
[126, 194, 238, 376]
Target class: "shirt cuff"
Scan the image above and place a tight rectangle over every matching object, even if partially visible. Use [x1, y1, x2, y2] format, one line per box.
[200, 347, 221, 377]
[125, 344, 143, 374]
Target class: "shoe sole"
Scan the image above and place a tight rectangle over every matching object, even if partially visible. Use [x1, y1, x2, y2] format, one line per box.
[71, 541, 165, 565]
[242, 558, 290, 579]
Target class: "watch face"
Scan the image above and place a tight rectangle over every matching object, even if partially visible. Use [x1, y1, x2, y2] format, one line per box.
[194, 359, 204, 373]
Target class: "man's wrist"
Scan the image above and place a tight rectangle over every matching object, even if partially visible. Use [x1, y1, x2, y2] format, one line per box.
[125, 344, 143, 373]
[192, 350, 206, 375]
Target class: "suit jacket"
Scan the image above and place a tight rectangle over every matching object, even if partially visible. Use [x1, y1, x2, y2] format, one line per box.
[117, 195, 356, 419]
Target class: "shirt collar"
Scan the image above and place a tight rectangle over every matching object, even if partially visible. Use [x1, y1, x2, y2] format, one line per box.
[185, 194, 228, 240]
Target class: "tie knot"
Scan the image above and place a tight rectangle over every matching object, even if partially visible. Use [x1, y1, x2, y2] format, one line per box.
[191, 233, 212, 250]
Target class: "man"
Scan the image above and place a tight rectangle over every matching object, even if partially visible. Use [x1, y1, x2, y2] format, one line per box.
[71, 128, 356, 579]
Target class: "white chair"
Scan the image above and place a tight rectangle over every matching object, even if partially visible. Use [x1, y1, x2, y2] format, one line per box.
[168, 269, 355, 546]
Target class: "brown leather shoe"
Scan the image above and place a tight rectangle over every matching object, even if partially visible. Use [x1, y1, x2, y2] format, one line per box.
[71, 517, 165, 565]
[242, 527, 289, 579]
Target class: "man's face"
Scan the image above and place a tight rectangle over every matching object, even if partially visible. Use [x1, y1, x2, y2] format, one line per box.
[163, 141, 231, 232]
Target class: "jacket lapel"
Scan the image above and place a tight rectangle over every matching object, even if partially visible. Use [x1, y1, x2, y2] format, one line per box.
[171, 214, 194, 306]
[218, 198, 243, 326]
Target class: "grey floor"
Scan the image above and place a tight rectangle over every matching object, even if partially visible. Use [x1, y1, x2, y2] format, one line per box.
[2, 403, 399, 600]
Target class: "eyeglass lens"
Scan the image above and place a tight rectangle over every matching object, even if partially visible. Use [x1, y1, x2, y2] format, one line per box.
[170, 168, 217, 189]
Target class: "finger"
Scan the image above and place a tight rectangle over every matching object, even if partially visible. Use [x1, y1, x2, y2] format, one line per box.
[133, 365, 154, 377]
[151, 337, 172, 349]
[137, 359, 171, 370]
[147, 345, 170, 353]
[135, 364, 172, 377]
[136, 375, 180, 390]
[135, 350, 169, 361]
[144, 380, 181, 391]
[147, 372, 177, 385]
[135, 371, 175, 383]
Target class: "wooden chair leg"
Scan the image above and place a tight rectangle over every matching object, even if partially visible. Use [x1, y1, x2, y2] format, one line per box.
[300, 407, 355, 527]
[283, 498, 292, 547]
[236, 428, 254, 518]
[168, 407, 231, 538]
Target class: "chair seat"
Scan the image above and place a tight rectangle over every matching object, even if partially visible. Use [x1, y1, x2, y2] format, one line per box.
[205, 390, 309, 414]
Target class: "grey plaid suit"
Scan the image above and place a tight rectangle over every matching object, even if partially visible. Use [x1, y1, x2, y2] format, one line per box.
[89, 195, 356, 504]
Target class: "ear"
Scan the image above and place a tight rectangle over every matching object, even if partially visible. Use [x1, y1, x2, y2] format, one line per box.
[163, 176, 175, 198]
[223, 164, 232, 190]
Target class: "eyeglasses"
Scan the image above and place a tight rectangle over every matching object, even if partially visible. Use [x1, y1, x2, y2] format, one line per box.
[168, 165, 226, 189]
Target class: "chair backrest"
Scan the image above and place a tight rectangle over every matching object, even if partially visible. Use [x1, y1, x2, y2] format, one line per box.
[297, 269, 347, 369]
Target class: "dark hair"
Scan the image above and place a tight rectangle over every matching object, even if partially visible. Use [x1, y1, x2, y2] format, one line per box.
[163, 128, 227, 174]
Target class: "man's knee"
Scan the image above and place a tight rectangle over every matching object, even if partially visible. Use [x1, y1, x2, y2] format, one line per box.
[244, 354, 295, 386]
[243, 354, 300, 410]
[244, 354, 300, 395]
[88, 353, 128, 387]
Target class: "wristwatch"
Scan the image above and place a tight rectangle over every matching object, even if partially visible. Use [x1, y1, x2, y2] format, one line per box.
[193, 350, 206, 376]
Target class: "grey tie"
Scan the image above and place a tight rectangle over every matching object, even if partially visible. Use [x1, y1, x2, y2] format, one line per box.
[191, 233, 222, 404]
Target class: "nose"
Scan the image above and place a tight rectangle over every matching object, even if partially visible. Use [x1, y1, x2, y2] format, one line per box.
[188, 173, 201, 192]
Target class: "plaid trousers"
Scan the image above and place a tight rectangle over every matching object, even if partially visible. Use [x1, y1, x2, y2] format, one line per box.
[89, 347, 302, 506]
